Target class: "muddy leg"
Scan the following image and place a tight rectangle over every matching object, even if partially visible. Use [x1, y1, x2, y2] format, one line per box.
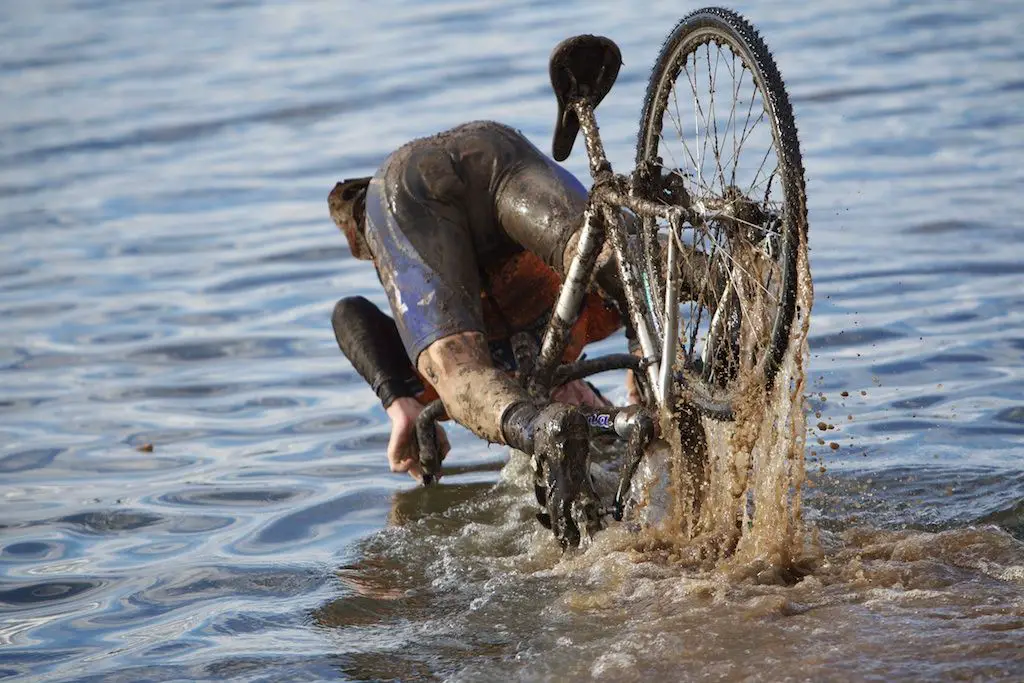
[418, 331, 600, 546]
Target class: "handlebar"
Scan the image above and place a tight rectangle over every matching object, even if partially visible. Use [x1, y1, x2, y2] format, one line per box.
[552, 353, 642, 386]
[415, 398, 447, 485]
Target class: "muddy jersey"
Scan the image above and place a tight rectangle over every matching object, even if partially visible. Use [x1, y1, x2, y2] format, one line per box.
[362, 120, 620, 389]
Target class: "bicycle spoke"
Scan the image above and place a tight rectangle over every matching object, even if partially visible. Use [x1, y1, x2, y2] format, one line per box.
[658, 109, 713, 204]
[669, 218, 781, 315]
[727, 53, 745, 188]
[641, 35, 792, 389]
[661, 66, 706, 196]
[666, 85, 701, 185]
[716, 63, 763, 179]
[663, 219, 766, 369]
[745, 146, 777, 199]
[719, 109, 765, 179]
[709, 43, 727, 193]
[684, 52, 711, 192]
[699, 228, 781, 303]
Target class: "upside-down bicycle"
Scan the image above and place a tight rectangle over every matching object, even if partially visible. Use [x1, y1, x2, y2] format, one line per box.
[415, 7, 808, 547]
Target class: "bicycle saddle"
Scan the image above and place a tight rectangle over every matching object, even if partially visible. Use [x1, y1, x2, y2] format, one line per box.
[549, 34, 622, 161]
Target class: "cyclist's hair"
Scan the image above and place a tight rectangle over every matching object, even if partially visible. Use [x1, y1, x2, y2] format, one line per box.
[329, 177, 372, 260]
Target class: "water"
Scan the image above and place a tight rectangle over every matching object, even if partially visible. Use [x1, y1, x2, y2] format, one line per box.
[2, 0, 1023, 680]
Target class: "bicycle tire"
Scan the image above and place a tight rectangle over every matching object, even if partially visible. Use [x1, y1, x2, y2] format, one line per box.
[632, 7, 808, 421]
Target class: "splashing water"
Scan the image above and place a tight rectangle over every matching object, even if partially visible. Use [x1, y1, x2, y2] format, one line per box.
[623, 211, 817, 579]
[4, 1, 1024, 680]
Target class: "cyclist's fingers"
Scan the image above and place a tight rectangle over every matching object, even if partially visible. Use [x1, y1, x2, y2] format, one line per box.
[387, 434, 418, 471]
[390, 454, 420, 475]
[391, 459, 424, 484]
[388, 450, 410, 471]
[404, 459, 424, 483]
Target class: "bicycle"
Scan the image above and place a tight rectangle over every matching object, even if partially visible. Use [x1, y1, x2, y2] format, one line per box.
[415, 7, 808, 548]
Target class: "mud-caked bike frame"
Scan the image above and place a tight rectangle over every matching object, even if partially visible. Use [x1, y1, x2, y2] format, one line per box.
[416, 58, 719, 519]
[413, 9, 807, 532]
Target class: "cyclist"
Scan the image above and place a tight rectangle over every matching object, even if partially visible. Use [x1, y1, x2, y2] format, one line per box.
[328, 120, 634, 507]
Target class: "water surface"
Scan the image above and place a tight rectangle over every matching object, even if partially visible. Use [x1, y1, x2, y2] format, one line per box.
[1, 0, 1023, 680]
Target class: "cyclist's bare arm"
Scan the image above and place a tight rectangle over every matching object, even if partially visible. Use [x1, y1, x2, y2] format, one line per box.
[332, 296, 449, 479]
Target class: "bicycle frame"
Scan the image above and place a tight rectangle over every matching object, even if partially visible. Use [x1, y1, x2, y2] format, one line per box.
[529, 98, 688, 412]
[416, 97, 698, 517]
[411, 16, 806, 540]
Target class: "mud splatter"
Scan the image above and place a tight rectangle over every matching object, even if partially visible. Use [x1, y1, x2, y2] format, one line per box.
[632, 212, 816, 577]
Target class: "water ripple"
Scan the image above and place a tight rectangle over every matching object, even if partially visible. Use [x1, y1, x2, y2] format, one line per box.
[1, 0, 1022, 680]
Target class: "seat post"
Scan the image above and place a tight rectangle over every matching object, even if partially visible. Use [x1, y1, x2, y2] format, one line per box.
[572, 100, 614, 182]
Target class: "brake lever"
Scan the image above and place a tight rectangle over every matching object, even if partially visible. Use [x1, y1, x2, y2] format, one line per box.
[415, 398, 447, 485]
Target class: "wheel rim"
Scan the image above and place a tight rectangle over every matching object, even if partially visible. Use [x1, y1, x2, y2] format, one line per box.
[640, 30, 791, 405]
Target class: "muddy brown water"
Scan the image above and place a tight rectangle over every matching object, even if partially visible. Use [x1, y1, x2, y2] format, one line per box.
[2, 0, 1023, 681]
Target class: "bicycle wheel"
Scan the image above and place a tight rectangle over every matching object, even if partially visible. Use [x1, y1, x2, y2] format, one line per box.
[633, 7, 807, 420]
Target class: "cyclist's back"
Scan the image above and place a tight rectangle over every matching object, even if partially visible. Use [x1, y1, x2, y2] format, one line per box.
[378, 121, 585, 261]
[362, 120, 616, 366]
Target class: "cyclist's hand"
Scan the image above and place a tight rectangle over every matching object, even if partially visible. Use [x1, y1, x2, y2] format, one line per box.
[385, 397, 450, 482]
[625, 347, 644, 405]
[625, 370, 642, 405]
[551, 379, 609, 408]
